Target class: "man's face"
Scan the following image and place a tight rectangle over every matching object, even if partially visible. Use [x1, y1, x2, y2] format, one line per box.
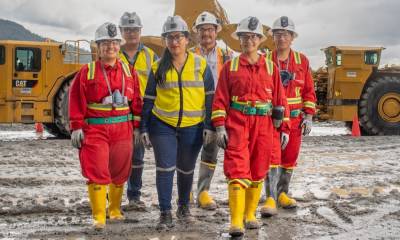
[197, 24, 217, 47]
[273, 30, 294, 51]
[121, 27, 141, 45]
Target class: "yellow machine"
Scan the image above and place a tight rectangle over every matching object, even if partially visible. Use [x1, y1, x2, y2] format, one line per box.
[0, 39, 93, 137]
[315, 46, 400, 135]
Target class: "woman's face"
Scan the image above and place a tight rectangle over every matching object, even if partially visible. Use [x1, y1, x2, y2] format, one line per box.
[239, 33, 262, 54]
[98, 39, 121, 61]
[164, 31, 189, 56]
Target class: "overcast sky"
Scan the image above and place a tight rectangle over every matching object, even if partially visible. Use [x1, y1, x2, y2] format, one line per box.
[1, 0, 399, 68]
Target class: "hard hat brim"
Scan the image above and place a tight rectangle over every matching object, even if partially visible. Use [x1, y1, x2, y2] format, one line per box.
[161, 30, 190, 37]
[231, 31, 267, 42]
[192, 23, 222, 33]
[272, 28, 298, 38]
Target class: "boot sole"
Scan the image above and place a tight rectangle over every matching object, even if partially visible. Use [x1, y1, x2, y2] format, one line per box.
[245, 221, 260, 229]
[199, 203, 217, 210]
[260, 208, 278, 218]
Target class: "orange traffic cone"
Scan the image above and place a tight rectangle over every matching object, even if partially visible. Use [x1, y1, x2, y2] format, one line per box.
[351, 114, 361, 137]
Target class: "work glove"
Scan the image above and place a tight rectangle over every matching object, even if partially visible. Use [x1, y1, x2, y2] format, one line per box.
[216, 126, 229, 149]
[140, 132, 152, 150]
[203, 129, 215, 146]
[134, 129, 141, 145]
[301, 114, 313, 136]
[71, 129, 84, 149]
[280, 132, 290, 150]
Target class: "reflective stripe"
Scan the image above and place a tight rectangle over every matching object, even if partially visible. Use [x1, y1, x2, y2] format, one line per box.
[249, 180, 264, 187]
[304, 101, 316, 108]
[120, 61, 132, 77]
[156, 166, 176, 172]
[133, 115, 141, 121]
[230, 57, 239, 71]
[132, 164, 144, 169]
[194, 55, 201, 83]
[270, 164, 280, 169]
[87, 62, 95, 80]
[200, 161, 217, 168]
[158, 80, 204, 89]
[143, 46, 152, 74]
[283, 117, 290, 121]
[176, 168, 195, 175]
[205, 90, 215, 95]
[228, 178, 252, 188]
[144, 95, 156, 100]
[265, 58, 274, 76]
[294, 51, 302, 64]
[211, 110, 226, 120]
[287, 97, 302, 105]
[265, 52, 272, 61]
[153, 106, 204, 118]
[295, 87, 301, 97]
[87, 103, 129, 111]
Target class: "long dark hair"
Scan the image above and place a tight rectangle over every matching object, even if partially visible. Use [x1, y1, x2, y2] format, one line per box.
[155, 48, 173, 86]
[155, 32, 190, 85]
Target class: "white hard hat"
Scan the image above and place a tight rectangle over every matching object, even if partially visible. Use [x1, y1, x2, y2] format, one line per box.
[232, 16, 266, 41]
[272, 16, 298, 38]
[192, 11, 222, 33]
[119, 12, 143, 28]
[95, 22, 124, 43]
[162, 15, 189, 37]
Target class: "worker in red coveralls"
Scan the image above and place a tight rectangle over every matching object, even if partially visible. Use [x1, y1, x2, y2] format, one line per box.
[68, 22, 142, 230]
[211, 16, 290, 237]
[260, 16, 317, 217]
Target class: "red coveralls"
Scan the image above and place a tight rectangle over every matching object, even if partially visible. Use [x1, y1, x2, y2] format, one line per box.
[212, 54, 290, 186]
[268, 50, 316, 168]
[69, 60, 142, 185]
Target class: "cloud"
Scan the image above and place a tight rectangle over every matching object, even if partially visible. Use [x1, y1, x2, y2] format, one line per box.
[0, 0, 399, 68]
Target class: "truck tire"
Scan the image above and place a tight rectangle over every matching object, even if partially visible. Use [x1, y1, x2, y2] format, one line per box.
[359, 75, 400, 135]
[43, 75, 75, 138]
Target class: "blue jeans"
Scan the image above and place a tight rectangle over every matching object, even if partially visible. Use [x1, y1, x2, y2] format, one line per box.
[127, 141, 145, 201]
[149, 114, 203, 212]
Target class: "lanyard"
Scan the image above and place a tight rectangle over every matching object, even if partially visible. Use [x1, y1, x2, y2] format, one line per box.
[101, 63, 125, 97]
[277, 50, 290, 73]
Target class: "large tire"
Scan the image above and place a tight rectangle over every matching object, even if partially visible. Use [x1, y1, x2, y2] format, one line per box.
[44, 75, 75, 138]
[359, 75, 400, 135]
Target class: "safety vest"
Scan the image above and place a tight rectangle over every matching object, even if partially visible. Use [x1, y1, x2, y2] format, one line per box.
[119, 46, 156, 97]
[151, 52, 208, 128]
[86, 60, 132, 112]
[190, 46, 231, 79]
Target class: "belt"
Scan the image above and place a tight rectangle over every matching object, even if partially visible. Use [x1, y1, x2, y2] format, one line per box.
[230, 101, 273, 116]
[86, 114, 133, 125]
[290, 109, 302, 118]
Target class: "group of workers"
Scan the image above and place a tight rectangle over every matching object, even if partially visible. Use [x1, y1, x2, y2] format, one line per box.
[68, 10, 316, 237]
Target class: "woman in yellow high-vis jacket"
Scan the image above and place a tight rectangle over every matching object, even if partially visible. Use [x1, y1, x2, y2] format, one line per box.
[140, 16, 215, 229]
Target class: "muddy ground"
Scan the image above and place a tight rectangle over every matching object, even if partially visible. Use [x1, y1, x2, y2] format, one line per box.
[0, 123, 399, 240]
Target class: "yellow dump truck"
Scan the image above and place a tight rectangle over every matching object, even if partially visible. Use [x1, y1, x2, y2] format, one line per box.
[315, 46, 400, 135]
[0, 40, 92, 137]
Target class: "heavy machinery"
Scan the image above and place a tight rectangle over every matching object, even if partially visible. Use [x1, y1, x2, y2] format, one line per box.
[0, 39, 93, 137]
[315, 46, 400, 135]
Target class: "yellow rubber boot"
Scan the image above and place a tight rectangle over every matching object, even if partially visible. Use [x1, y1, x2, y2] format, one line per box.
[278, 192, 297, 208]
[88, 184, 107, 229]
[244, 183, 263, 229]
[198, 191, 217, 210]
[108, 184, 125, 221]
[260, 197, 278, 217]
[228, 183, 245, 237]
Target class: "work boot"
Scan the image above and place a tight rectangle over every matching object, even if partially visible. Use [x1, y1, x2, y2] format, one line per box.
[127, 197, 148, 212]
[198, 191, 217, 210]
[244, 182, 263, 229]
[157, 210, 174, 230]
[277, 168, 297, 209]
[260, 197, 278, 217]
[176, 204, 195, 223]
[108, 184, 125, 221]
[88, 184, 107, 230]
[261, 167, 279, 217]
[228, 183, 245, 237]
[197, 160, 217, 210]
